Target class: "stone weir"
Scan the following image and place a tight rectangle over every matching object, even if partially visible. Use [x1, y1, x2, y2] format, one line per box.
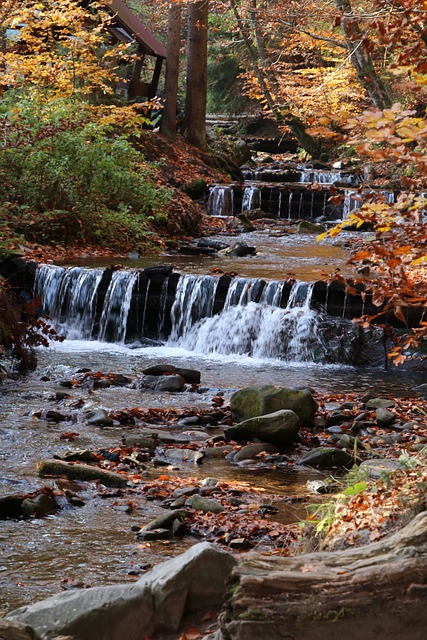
[0, 258, 424, 365]
[206, 183, 343, 219]
[0, 258, 421, 350]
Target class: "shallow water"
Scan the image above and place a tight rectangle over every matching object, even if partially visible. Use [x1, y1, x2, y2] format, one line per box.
[59, 230, 355, 281]
[1, 337, 424, 611]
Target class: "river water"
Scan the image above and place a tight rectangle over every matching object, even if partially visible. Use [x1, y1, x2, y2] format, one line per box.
[1, 228, 425, 612]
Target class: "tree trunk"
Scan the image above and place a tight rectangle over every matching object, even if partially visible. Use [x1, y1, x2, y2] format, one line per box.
[160, 2, 182, 140]
[220, 510, 427, 640]
[183, 0, 208, 149]
[334, 0, 392, 109]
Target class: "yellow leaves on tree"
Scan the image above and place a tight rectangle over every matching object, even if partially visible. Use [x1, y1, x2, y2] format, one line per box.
[0, 0, 133, 100]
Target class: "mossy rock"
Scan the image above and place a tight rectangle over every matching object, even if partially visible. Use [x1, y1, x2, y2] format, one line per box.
[230, 385, 318, 427]
[37, 459, 127, 487]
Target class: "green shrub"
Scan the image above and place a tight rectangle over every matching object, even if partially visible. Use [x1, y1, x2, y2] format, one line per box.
[0, 93, 171, 250]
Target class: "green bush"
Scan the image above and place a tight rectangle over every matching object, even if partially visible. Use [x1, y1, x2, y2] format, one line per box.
[0, 93, 171, 250]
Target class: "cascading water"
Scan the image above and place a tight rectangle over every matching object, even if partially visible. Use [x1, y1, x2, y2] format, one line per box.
[207, 185, 234, 216]
[34, 265, 370, 364]
[98, 270, 138, 343]
[169, 274, 219, 340]
[34, 264, 105, 339]
[241, 185, 261, 212]
[169, 280, 327, 362]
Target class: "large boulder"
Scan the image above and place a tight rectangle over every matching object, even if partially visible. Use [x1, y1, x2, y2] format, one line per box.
[224, 410, 300, 446]
[230, 385, 318, 427]
[6, 543, 236, 640]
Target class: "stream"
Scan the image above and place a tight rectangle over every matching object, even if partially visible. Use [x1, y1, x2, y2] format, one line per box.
[1, 163, 424, 614]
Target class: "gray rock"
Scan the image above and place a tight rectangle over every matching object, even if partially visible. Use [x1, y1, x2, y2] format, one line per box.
[299, 447, 354, 468]
[218, 242, 256, 257]
[230, 385, 317, 427]
[21, 494, 58, 519]
[154, 374, 186, 392]
[187, 495, 224, 514]
[233, 443, 279, 462]
[138, 509, 188, 535]
[175, 368, 201, 384]
[359, 458, 401, 479]
[376, 407, 395, 428]
[365, 398, 395, 409]
[296, 220, 326, 234]
[164, 448, 204, 464]
[225, 410, 300, 446]
[203, 445, 234, 458]
[142, 364, 177, 376]
[7, 543, 236, 640]
[87, 409, 113, 427]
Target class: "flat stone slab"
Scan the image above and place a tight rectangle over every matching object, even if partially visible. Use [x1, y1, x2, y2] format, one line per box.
[6, 543, 237, 640]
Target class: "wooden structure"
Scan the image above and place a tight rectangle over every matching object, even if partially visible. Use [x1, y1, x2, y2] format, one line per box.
[106, 0, 166, 99]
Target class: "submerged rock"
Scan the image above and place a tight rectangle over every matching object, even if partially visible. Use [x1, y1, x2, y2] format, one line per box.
[299, 447, 354, 468]
[225, 410, 300, 446]
[230, 385, 318, 427]
[164, 448, 205, 464]
[218, 242, 256, 257]
[37, 459, 127, 488]
[21, 493, 58, 519]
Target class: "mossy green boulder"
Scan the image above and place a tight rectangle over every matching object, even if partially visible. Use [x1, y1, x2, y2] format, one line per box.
[225, 410, 300, 446]
[230, 385, 318, 427]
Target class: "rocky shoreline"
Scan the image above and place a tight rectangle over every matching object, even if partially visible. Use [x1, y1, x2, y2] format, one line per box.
[1, 365, 426, 639]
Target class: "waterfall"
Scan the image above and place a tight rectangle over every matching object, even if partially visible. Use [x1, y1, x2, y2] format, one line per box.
[299, 170, 342, 184]
[169, 279, 326, 363]
[169, 274, 219, 340]
[34, 265, 105, 339]
[207, 185, 234, 216]
[98, 270, 138, 343]
[241, 185, 260, 213]
[34, 265, 362, 364]
[343, 189, 395, 219]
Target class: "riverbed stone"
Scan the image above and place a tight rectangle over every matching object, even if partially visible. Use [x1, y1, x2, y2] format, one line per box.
[359, 458, 401, 479]
[225, 410, 300, 446]
[175, 368, 201, 384]
[0, 619, 41, 640]
[230, 385, 317, 427]
[186, 495, 224, 514]
[218, 242, 256, 257]
[154, 374, 186, 392]
[87, 408, 113, 427]
[365, 398, 395, 409]
[376, 407, 396, 428]
[164, 448, 205, 464]
[233, 443, 279, 462]
[21, 493, 58, 519]
[296, 220, 326, 234]
[37, 459, 127, 488]
[6, 543, 236, 640]
[298, 447, 354, 468]
[142, 364, 177, 376]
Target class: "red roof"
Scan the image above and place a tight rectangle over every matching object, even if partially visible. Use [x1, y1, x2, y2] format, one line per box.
[107, 0, 166, 58]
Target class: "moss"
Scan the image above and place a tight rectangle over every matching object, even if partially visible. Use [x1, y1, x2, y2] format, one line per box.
[239, 608, 269, 622]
